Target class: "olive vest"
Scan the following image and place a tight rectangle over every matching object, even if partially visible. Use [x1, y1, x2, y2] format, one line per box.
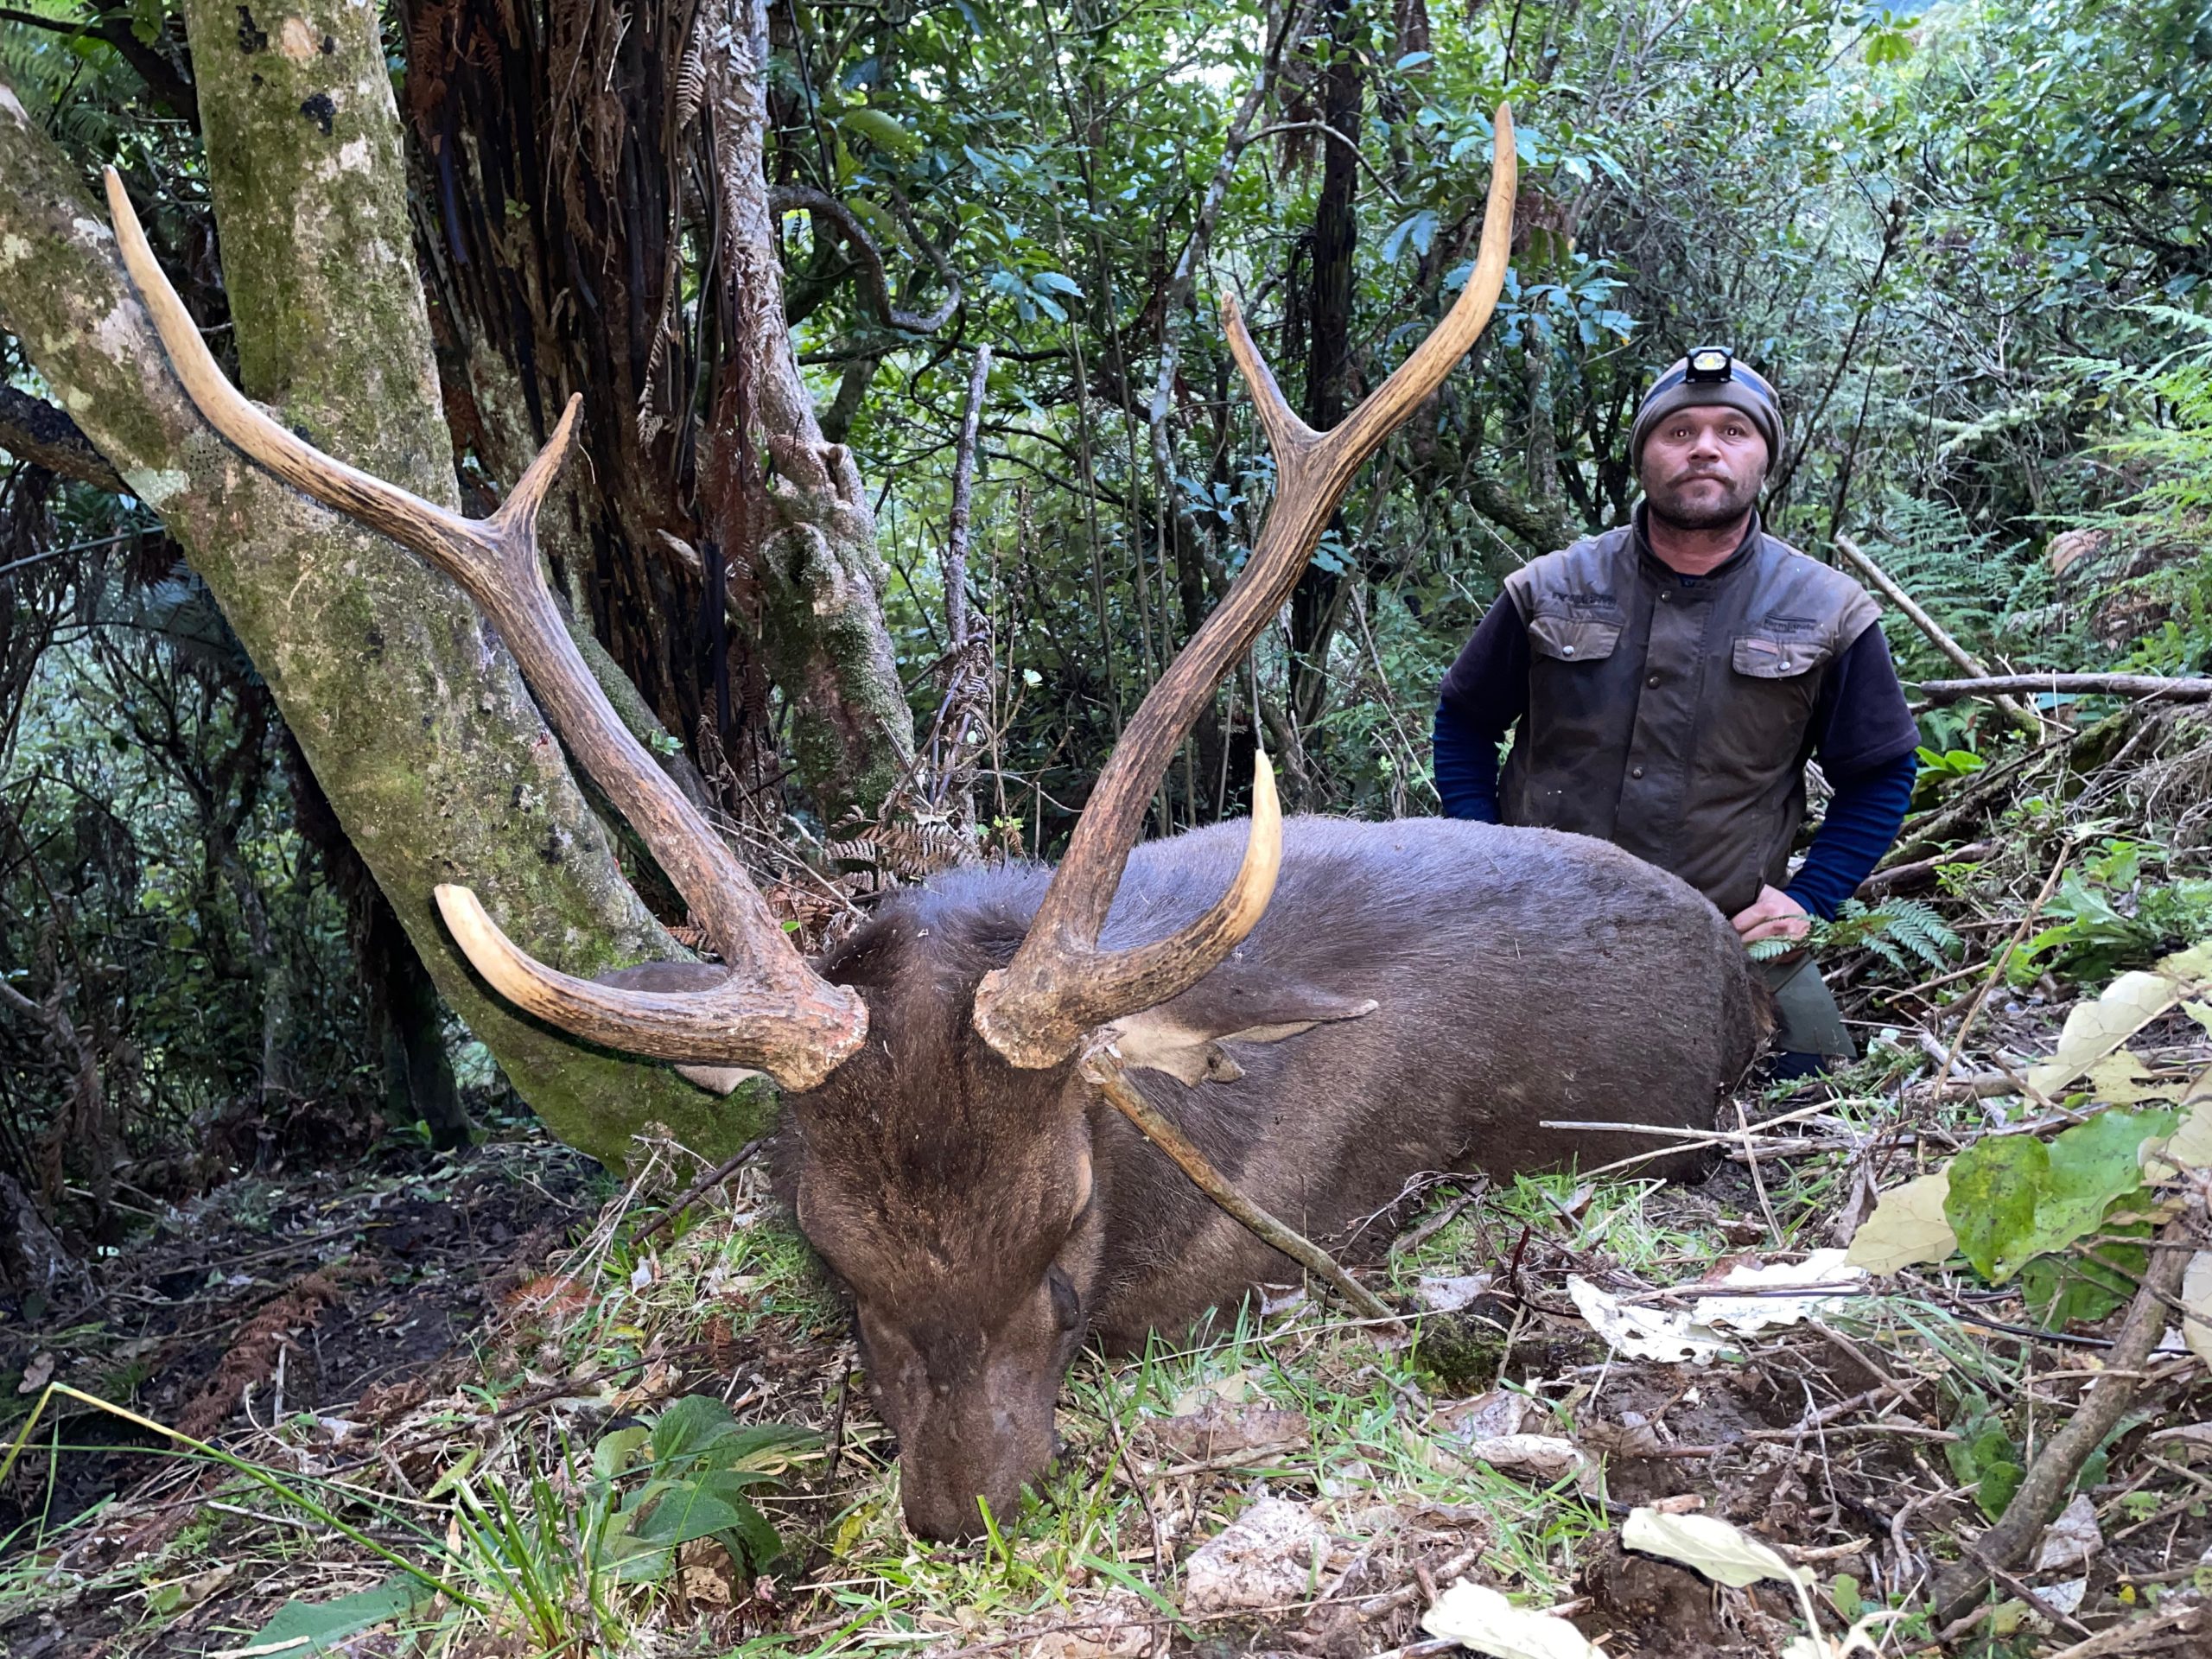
[1498, 517, 1882, 918]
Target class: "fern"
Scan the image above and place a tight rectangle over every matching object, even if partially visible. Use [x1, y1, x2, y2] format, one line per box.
[1817, 897, 1962, 974]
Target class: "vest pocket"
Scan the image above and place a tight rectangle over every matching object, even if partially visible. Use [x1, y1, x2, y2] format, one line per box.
[1732, 634, 1831, 679]
[1528, 613, 1624, 663]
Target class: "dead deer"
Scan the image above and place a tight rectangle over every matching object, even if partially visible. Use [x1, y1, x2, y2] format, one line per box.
[105, 116, 1760, 1540]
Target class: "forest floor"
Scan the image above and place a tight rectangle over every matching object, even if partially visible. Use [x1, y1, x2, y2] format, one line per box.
[3, 720, 2212, 1659]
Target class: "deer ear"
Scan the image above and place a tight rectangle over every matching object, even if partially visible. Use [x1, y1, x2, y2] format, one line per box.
[1106, 988, 1378, 1087]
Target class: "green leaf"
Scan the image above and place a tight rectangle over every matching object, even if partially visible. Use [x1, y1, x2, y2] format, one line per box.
[837, 108, 921, 156]
[1945, 1393, 2025, 1521]
[1944, 1107, 2178, 1281]
[1945, 1135, 2046, 1281]
[2021, 1218, 2149, 1328]
[246, 1576, 433, 1655]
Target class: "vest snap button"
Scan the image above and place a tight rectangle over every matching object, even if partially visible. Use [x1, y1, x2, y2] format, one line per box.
[1647, 673, 1659, 687]
[1562, 645, 1575, 656]
[1630, 765, 1645, 779]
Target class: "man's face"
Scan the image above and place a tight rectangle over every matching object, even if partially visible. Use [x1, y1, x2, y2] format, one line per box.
[1640, 404, 1768, 531]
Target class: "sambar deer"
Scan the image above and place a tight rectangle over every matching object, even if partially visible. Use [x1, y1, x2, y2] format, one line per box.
[105, 115, 1760, 1539]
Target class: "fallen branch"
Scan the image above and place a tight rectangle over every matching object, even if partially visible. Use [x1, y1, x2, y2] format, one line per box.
[1080, 1047, 1401, 1326]
[1835, 534, 2039, 734]
[1929, 1213, 2198, 1627]
[1856, 841, 1996, 899]
[1917, 671, 2212, 704]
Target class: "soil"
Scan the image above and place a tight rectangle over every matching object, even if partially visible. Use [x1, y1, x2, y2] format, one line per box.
[0, 1127, 602, 1538]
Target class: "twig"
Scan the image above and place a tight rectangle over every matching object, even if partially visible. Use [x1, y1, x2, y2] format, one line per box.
[1917, 671, 2212, 704]
[1855, 841, 1997, 900]
[1929, 1214, 2199, 1627]
[1080, 1046, 1402, 1327]
[632, 1138, 765, 1246]
[1835, 534, 2040, 734]
[2037, 1606, 2204, 1659]
[1913, 840, 2073, 1131]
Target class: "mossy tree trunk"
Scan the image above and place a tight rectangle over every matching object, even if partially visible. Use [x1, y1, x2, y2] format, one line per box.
[0, 32, 763, 1167]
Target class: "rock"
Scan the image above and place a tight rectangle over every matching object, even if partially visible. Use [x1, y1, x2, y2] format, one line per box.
[2031, 1493, 2102, 1573]
[1029, 1592, 1152, 1659]
[1180, 1497, 1330, 1614]
[1416, 1273, 1494, 1313]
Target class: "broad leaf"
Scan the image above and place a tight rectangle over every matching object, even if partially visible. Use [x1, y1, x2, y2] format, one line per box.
[1944, 1107, 2177, 1281]
[246, 1576, 433, 1655]
[1421, 1581, 1604, 1659]
[1845, 1172, 1955, 1274]
[1621, 1508, 1809, 1588]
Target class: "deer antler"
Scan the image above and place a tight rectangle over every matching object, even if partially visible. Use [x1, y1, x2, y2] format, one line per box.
[971, 107, 1518, 1069]
[103, 170, 868, 1090]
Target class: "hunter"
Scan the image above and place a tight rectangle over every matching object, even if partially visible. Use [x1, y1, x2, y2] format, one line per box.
[1433, 348, 1920, 1077]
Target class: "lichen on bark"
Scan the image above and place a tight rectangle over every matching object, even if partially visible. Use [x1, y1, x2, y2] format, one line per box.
[0, 67, 767, 1168]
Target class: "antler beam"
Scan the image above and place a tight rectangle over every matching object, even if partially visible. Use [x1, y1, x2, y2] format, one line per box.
[104, 170, 868, 1090]
[972, 107, 1518, 1069]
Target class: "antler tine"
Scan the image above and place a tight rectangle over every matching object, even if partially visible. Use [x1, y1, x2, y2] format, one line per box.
[971, 108, 1516, 1070]
[105, 169, 868, 1090]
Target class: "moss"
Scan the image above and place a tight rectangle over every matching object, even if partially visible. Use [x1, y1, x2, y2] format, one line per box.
[0, 35, 763, 1170]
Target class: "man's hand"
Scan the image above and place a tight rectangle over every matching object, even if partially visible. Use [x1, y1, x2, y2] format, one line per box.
[1731, 885, 1811, 946]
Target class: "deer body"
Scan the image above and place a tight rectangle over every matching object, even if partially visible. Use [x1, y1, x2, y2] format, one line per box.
[104, 119, 1761, 1540]
[782, 815, 1756, 1536]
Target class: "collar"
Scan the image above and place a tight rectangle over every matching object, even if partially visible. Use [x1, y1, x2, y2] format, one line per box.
[1630, 502, 1763, 587]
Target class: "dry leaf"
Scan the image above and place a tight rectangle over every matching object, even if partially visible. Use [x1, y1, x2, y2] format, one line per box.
[2026, 942, 2212, 1099]
[1621, 1506, 1811, 1589]
[1568, 1252, 1867, 1363]
[1420, 1580, 1605, 1659]
[2085, 1051, 2187, 1104]
[1844, 1172, 1956, 1274]
[2183, 1251, 2212, 1368]
[1179, 1497, 1329, 1613]
[1460, 1434, 1588, 1483]
[16, 1351, 54, 1394]
[2031, 1493, 2101, 1573]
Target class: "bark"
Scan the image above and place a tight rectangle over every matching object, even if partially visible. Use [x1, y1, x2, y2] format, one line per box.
[1286, 0, 1363, 737]
[403, 0, 917, 827]
[704, 0, 915, 824]
[0, 55, 757, 1166]
[0, 387, 125, 491]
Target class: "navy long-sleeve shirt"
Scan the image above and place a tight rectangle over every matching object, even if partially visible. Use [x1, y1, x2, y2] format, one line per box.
[1433, 598, 1919, 919]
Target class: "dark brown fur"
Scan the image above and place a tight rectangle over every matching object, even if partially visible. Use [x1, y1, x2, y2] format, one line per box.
[767, 815, 1761, 1539]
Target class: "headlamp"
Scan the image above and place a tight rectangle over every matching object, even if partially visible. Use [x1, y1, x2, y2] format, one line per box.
[1685, 346, 1733, 384]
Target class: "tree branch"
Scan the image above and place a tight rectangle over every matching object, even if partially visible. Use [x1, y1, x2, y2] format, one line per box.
[0, 7, 197, 126]
[1918, 672, 2212, 705]
[769, 185, 961, 334]
[0, 385, 126, 492]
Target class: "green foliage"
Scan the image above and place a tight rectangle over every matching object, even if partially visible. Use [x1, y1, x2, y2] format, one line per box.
[2009, 839, 2212, 983]
[1945, 1389, 2027, 1521]
[1942, 1104, 2177, 1282]
[443, 1396, 812, 1648]
[1817, 897, 1962, 975]
[245, 1577, 434, 1656]
[1750, 896, 1958, 969]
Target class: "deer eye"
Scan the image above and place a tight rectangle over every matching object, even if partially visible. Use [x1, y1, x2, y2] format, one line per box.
[1047, 1268, 1082, 1331]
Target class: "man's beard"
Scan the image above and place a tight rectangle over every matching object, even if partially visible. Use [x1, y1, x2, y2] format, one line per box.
[1646, 471, 1761, 531]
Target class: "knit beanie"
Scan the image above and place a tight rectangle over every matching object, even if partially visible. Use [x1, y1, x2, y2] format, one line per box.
[1629, 351, 1783, 475]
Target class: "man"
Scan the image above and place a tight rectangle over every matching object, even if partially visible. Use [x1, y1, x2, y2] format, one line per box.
[1433, 348, 1920, 1077]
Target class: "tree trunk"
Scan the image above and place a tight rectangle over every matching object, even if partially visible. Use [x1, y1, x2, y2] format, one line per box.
[0, 41, 757, 1167]
[401, 0, 916, 829]
[1286, 1, 1363, 741]
[703, 0, 915, 827]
